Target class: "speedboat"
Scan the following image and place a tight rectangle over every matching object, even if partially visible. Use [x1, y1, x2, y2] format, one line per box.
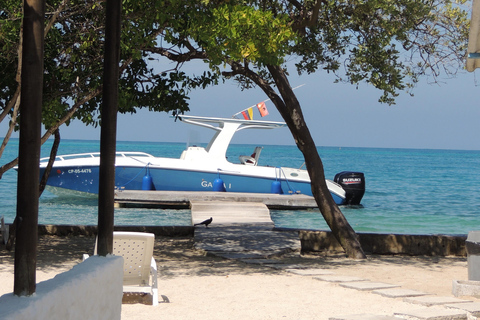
[39, 115, 365, 205]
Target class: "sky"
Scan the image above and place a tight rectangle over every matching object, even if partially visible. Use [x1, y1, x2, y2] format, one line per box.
[2, 61, 480, 151]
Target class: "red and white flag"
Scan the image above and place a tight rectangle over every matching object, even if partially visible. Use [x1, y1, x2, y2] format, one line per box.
[257, 101, 268, 117]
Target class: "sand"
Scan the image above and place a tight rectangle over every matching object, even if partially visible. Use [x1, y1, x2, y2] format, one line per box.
[0, 235, 477, 319]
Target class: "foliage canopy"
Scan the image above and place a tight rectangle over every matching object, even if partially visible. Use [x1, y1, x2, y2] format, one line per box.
[0, 0, 469, 130]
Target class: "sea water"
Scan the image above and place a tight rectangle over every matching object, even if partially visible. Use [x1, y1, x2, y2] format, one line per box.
[1, 139, 479, 235]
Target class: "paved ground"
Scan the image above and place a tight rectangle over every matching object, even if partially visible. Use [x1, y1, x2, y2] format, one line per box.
[1, 232, 479, 319]
[193, 225, 480, 320]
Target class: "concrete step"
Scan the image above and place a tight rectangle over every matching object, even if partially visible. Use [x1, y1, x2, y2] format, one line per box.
[339, 281, 400, 291]
[329, 314, 399, 320]
[394, 308, 467, 320]
[404, 296, 469, 307]
[372, 288, 429, 298]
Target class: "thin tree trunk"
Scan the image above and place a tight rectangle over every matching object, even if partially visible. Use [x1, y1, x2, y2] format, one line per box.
[14, 0, 45, 296]
[39, 129, 60, 196]
[266, 65, 365, 259]
[0, 17, 23, 159]
[97, 0, 121, 256]
[0, 87, 20, 126]
[0, 90, 21, 160]
[5, 129, 60, 251]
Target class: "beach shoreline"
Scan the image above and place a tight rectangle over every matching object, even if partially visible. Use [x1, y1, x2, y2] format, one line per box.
[1, 234, 478, 319]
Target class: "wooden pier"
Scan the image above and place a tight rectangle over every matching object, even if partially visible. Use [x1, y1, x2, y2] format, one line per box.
[189, 200, 301, 258]
[114, 190, 317, 209]
[114, 190, 305, 257]
[190, 201, 273, 227]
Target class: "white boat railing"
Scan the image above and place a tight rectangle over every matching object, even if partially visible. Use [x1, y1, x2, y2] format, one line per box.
[40, 152, 154, 162]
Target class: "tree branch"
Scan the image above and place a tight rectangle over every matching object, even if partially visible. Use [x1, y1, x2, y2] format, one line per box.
[0, 90, 21, 160]
[44, 0, 68, 35]
[39, 129, 60, 196]
[289, 0, 325, 32]
[0, 87, 20, 124]
[40, 87, 102, 145]
[145, 46, 208, 63]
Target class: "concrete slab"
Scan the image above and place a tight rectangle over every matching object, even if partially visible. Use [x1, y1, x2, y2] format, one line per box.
[394, 308, 467, 320]
[404, 296, 468, 306]
[339, 281, 400, 291]
[285, 268, 335, 276]
[329, 314, 399, 320]
[372, 288, 429, 298]
[445, 302, 480, 315]
[240, 259, 285, 265]
[452, 280, 480, 298]
[206, 252, 267, 259]
[266, 264, 308, 270]
[314, 275, 368, 283]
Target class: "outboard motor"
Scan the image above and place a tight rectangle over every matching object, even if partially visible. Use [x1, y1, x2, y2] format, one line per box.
[334, 171, 365, 205]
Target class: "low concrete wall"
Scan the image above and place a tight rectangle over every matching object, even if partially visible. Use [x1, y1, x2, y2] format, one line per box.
[16, 224, 468, 256]
[0, 255, 124, 320]
[37, 224, 194, 237]
[299, 230, 467, 256]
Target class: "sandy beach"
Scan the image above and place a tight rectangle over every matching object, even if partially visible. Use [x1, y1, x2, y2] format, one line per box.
[0, 235, 477, 319]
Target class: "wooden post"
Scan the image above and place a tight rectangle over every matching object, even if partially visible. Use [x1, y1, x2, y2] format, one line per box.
[14, 0, 45, 295]
[97, 0, 122, 256]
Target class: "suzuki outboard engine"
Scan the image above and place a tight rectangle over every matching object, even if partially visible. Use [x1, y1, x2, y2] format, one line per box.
[334, 171, 365, 205]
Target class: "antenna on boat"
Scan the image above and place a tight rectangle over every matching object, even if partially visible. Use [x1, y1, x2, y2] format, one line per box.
[232, 84, 305, 119]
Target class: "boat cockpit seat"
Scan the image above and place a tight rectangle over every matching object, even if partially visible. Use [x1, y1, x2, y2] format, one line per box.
[239, 146, 263, 166]
[239, 155, 256, 165]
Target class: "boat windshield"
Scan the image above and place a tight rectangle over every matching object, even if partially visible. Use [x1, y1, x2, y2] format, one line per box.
[175, 115, 286, 161]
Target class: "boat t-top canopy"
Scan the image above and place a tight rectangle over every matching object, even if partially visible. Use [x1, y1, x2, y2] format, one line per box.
[175, 115, 286, 130]
[174, 115, 286, 161]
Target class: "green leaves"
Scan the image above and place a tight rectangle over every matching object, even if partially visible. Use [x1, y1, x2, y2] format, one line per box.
[196, 4, 295, 65]
[0, 0, 470, 136]
[1, 0, 210, 132]
[153, 0, 468, 105]
[291, 0, 468, 104]
[158, 2, 296, 68]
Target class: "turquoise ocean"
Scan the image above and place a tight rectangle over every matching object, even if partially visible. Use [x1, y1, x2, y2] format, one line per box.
[1, 139, 479, 235]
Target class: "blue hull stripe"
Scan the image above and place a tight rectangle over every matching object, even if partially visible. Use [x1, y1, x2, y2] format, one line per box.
[41, 166, 345, 205]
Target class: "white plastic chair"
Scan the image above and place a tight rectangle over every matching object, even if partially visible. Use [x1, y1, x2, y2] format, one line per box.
[84, 231, 159, 306]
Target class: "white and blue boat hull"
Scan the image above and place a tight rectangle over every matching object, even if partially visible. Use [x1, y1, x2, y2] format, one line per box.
[41, 160, 347, 204]
[38, 116, 364, 205]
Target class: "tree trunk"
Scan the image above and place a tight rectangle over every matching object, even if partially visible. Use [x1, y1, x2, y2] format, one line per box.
[97, 0, 121, 256]
[4, 129, 59, 252]
[39, 129, 60, 196]
[266, 65, 365, 259]
[14, 0, 45, 296]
